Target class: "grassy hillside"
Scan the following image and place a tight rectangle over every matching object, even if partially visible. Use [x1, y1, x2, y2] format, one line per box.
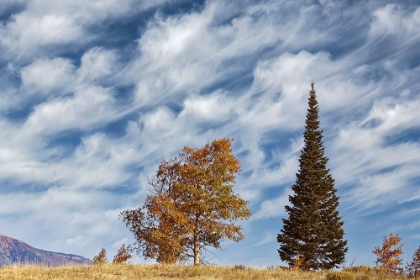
[0, 263, 410, 280]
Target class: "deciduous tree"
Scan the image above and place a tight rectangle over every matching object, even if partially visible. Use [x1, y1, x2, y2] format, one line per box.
[373, 233, 403, 275]
[292, 253, 303, 270]
[120, 138, 251, 265]
[406, 246, 420, 278]
[112, 244, 132, 264]
[277, 82, 348, 270]
[93, 246, 107, 265]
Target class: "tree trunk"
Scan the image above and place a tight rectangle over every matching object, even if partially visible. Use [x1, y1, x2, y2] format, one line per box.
[193, 214, 200, 265]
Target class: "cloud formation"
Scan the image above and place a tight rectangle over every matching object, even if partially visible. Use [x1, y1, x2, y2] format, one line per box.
[0, 0, 419, 267]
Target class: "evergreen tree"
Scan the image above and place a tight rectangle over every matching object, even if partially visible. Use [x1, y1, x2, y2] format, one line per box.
[277, 82, 347, 270]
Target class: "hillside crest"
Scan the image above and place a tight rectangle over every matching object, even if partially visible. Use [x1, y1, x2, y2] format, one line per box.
[0, 234, 92, 266]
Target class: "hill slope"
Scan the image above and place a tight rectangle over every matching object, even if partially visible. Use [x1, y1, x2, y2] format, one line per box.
[0, 234, 92, 266]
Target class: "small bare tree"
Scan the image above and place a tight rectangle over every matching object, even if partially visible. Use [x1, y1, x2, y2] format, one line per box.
[112, 244, 132, 264]
[93, 246, 108, 265]
[372, 233, 403, 275]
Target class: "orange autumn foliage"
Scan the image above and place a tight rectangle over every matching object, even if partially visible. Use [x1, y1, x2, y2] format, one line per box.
[112, 244, 132, 264]
[406, 246, 420, 278]
[120, 138, 251, 266]
[93, 247, 107, 265]
[292, 254, 304, 270]
[372, 233, 403, 275]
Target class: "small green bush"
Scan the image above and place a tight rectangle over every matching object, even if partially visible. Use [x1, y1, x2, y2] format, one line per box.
[325, 271, 356, 280]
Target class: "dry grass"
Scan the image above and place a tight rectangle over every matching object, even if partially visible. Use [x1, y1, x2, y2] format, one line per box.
[0, 263, 410, 280]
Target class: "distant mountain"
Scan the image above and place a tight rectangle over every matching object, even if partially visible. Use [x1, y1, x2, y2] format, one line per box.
[0, 234, 92, 266]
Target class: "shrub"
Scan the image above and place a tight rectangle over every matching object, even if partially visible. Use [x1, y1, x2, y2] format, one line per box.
[232, 264, 246, 270]
[343, 265, 392, 279]
[112, 244, 132, 264]
[343, 265, 372, 274]
[292, 253, 303, 270]
[372, 233, 403, 275]
[406, 245, 420, 278]
[93, 246, 108, 265]
[325, 271, 356, 280]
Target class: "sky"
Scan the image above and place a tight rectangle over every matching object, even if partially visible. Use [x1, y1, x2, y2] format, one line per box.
[0, 0, 419, 268]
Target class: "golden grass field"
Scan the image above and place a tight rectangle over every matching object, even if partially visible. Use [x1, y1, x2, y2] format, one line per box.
[0, 263, 411, 280]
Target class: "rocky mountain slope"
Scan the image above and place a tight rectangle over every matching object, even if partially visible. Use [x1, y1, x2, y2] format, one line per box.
[0, 234, 92, 266]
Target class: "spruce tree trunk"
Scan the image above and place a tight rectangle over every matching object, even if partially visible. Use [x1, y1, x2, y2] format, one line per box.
[193, 214, 200, 265]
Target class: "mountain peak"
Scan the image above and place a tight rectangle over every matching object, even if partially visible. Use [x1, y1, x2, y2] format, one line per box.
[0, 234, 92, 266]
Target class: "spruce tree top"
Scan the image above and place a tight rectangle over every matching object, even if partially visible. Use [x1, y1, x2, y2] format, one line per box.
[293, 82, 332, 202]
[277, 82, 347, 270]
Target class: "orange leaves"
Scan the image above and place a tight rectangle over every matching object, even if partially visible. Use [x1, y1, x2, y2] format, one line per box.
[174, 138, 249, 265]
[373, 233, 403, 275]
[112, 244, 132, 264]
[292, 254, 304, 270]
[406, 246, 420, 278]
[93, 247, 107, 265]
[146, 193, 191, 264]
[121, 138, 251, 265]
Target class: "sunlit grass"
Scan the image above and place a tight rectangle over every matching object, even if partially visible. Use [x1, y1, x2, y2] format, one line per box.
[0, 263, 410, 279]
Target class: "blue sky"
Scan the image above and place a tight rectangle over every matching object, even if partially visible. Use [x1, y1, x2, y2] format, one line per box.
[0, 0, 419, 268]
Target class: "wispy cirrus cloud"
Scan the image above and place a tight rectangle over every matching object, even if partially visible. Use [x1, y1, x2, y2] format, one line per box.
[0, 0, 418, 268]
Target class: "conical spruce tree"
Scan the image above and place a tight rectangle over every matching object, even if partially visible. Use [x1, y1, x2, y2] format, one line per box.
[277, 82, 347, 270]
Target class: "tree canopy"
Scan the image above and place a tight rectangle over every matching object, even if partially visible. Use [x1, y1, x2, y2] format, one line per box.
[373, 233, 403, 275]
[120, 138, 251, 265]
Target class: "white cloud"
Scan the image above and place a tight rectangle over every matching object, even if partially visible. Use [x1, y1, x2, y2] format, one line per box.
[0, 0, 171, 59]
[2, 13, 82, 57]
[329, 93, 420, 212]
[364, 96, 420, 132]
[254, 231, 276, 247]
[112, 237, 130, 250]
[0, 0, 419, 268]
[369, 4, 420, 37]
[252, 190, 290, 220]
[241, 51, 330, 129]
[126, 1, 287, 109]
[23, 86, 115, 136]
[20, 57, 76, 96]
[179, 91, 234, 122]
[65, 235, 84, 246]
[77, 47, 118, 83]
